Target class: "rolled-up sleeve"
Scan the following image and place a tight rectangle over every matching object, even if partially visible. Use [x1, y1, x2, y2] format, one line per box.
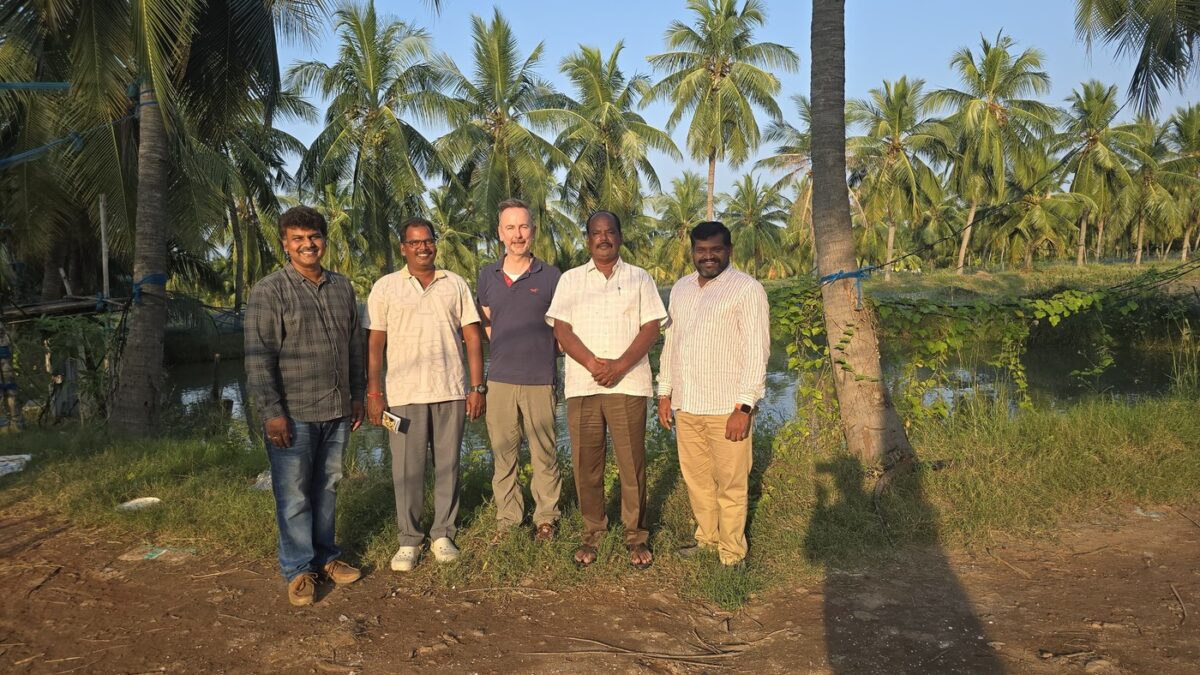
[244, 282, 286, 421]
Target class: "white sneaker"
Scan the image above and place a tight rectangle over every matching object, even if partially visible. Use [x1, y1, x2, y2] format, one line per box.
[390, 545, 421, 572]
[430, 537, 460, 563]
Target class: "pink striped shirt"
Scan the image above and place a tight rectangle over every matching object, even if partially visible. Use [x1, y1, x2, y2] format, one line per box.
[657, 266, 770, 415]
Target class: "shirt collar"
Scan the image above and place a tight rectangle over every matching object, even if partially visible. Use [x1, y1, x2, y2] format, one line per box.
[584, 256, 623, 274]
[283, 263, 328, 287]
[399, 266, 447, 281]
[689, 263, 739, 287]
[492, 256, 543, 276]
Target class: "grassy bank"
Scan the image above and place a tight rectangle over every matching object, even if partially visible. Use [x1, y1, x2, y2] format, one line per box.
[2, 394, 1199, 608]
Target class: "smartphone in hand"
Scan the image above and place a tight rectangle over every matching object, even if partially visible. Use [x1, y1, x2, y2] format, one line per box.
[381, 410, 408, 434]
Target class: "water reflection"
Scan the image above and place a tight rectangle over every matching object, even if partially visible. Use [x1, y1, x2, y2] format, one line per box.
[167, 339, 1178, 467]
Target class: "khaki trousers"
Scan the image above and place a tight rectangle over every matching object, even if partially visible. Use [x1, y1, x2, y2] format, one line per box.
[566, 394, 649, 547]
[485, 381, 561, 527]
[675, 410, 753, 564]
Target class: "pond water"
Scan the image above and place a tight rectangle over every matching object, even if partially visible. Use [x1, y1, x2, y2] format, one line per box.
[166, 338, 1181, 466]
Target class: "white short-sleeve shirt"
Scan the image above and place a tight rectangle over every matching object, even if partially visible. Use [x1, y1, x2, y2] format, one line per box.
[545, 258, 667, 399]
[365, 267, 480, 405]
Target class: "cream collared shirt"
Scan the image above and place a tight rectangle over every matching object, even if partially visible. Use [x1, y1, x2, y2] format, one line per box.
[658, 265, 770, 415]
[545, 257, 667, 399]
[365, 266, 480, 405]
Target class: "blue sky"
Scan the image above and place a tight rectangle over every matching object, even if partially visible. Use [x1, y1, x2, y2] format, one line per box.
[276, 0, 1198, 194]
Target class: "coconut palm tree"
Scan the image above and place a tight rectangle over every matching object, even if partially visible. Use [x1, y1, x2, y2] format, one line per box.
[1053, 81, 1137, 265]
[435, 8, 569, 255]
[1076, 0, 1200, 114]
[1117, 115, 1198, 264]
[646, 171, 708, 279]
[809, 0, 913, 466]
[555, 42, 681, 227]
[646, 0, 799, 220]
[928, 32, 1058, 274]
[1, 0, 327, 435]
[846, 76, 944, 280]
[988, 143, 1091, 270]
[288, 3, 452, 273]
[756, 94, 815, 270]
[214, 89, 315, 309]
[720, 173, 791, 277]
[1169, 103, 1200, 259]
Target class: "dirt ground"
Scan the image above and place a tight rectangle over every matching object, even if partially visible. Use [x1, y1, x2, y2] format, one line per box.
[1, 507, 1198, 674]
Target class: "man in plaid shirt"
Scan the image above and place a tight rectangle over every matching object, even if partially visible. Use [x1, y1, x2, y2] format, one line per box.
[245, 206, 365, 607]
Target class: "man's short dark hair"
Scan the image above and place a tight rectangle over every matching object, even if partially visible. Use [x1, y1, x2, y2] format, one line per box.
[497, 198, 530, 218]
[690, 221, 732, 248]
[278, 205, 327, 239]
[585, 210, 622, 236]
[400, 217, 436, 242]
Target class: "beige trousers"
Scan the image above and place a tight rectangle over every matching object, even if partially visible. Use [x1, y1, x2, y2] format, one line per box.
[675, 410, 753, 564]
[485, 381, 561, 528]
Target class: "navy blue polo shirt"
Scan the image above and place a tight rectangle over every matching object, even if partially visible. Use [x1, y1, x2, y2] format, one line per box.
[477, 257, 561, 385]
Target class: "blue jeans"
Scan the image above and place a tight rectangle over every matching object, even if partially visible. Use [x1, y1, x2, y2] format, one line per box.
[266, 416, 349, 581]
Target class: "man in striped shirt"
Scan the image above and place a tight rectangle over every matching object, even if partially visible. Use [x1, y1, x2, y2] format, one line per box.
[657, 221, 770, 568]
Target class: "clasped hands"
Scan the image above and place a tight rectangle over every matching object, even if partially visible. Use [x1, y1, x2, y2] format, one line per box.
[586, 355, 626, 387]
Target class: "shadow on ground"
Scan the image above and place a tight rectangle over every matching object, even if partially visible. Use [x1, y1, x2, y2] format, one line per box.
[805, 456, 1005, 674]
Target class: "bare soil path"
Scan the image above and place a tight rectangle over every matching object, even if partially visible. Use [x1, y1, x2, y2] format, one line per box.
[1, 507, 1198, 674]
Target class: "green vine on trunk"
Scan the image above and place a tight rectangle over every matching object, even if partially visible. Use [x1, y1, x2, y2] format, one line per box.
[770, 280, 1175, 430]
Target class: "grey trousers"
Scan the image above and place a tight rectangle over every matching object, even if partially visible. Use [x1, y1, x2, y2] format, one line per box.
[388, 401, 465, 546]
[485, 381, 561, 528]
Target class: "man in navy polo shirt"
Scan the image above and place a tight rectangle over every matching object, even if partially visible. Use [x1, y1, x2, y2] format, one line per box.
[477, 198, 563, 541]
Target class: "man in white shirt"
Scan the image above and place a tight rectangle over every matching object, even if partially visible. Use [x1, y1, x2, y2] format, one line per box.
[365, 218, 486, 573]
[657, 221, 770, 568]
[546, 211, 667, 569]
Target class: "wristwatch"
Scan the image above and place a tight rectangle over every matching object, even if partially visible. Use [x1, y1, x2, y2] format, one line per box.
[736, 403, 753, 414]
[471, 383, 489, 395]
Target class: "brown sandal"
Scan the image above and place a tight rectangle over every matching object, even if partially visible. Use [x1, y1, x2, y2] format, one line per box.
[574, 544, 597, 568]
[627, 543, 653, 570]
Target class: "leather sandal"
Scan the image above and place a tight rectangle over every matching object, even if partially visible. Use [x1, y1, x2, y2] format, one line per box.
[627, 543, 653, 570]
[573, 544, 598, 568]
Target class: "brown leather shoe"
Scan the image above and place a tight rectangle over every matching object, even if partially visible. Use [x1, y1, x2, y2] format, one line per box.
[323, 559, 361, 585]
[287, 572, 317, 606]
[534, 522, 555, 542]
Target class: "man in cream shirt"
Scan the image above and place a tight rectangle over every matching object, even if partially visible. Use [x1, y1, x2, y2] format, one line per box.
[366, 217, 486, 572]
[546, 211, 667, 569]
[657, 221, 769, 568]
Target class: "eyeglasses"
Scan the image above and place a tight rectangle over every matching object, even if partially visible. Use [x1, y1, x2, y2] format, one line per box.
[403, 238, 437, 248]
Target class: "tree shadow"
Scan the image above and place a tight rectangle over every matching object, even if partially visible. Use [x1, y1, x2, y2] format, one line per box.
[804, 456, 1005, 674]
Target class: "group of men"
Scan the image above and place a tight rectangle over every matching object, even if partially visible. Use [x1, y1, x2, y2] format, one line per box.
[245, 200, 770, 607]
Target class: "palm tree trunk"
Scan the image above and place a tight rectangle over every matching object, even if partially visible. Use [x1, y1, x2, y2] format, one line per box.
[810, 0, 913, 468]
[111, 84, 170, 436]
[1076, 213, 1088, 267]
[226, 187, 245, 310]
[955, 201, 977, 274]
[706, 151, 717, 221]
[1183, 224, 1195, 262]
[1135, 214, 1145, 265]
[883, 219, 896, 281]
[1094, 216, 1106, 261]
[1162, 241, 1172, 261]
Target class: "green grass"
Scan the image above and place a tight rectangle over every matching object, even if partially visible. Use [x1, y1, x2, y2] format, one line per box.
[860, 261, 1197, 302]
[2, 394, 1199, 608]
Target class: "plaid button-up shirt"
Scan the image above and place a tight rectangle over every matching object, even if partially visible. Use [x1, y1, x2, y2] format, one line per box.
[245, 265, 365, 423]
